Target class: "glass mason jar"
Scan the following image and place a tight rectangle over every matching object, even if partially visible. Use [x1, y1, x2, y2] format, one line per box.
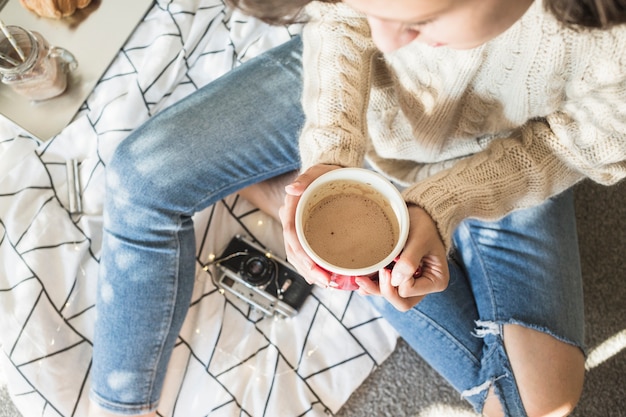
[0, 25, 78, 101]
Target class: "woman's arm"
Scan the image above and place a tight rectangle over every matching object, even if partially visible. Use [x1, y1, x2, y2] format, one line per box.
[405, 114, 626, 250]
[281, 3, 381, 287]
[298, 2, 379, 170]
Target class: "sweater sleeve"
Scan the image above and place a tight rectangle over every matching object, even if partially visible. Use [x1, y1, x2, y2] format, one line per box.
[405, 113, 626, 250]
[298, 2, 379, 170]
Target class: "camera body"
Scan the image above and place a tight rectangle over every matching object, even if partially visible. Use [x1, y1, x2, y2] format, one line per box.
[214, 234, 312, 317]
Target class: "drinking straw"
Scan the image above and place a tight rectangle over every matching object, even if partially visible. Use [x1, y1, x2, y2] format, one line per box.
[0, 51, 20, 66]
[0, 19, 25, 62]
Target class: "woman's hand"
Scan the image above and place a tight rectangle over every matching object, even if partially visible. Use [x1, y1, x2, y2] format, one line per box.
[279, 164, 342, 287]
[356, 205, 449, 311]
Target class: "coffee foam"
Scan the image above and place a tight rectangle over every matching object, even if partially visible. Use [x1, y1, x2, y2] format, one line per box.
[302, 181, 399, 270]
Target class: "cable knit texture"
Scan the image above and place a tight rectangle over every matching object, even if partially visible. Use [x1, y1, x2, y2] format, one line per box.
[299, 1, 626, 250]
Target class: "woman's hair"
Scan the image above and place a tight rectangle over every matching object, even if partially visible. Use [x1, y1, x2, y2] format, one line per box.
[225, 0, 331, 25]
[544, 0, 626, 28]
[227, 0, 626, 29]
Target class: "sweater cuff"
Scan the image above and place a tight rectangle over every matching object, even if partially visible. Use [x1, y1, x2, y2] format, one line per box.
[402, 179, 463, 253]
[298, 130, 366, 172]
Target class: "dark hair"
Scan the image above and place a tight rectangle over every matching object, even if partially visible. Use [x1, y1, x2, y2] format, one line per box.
[544, 0, 626, 28]
[225, 0, 336, 25]
[227, 0, 626, 29]
[224, 0, 309, 25]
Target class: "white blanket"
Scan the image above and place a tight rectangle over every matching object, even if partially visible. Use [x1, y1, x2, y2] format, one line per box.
[0, 1, 398, 416]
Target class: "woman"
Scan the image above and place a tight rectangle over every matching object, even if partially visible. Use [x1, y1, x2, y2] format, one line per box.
[89, 0, 626, 416]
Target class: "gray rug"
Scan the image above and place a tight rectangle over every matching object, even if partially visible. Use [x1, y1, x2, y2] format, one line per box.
[1, 179, 624, 417]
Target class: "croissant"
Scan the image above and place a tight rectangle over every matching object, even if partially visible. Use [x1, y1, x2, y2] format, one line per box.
[19, 0, 92, 19]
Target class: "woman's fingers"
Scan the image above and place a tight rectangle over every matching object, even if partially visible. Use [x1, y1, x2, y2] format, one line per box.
[392, 205, 449, 299]
[279, 164, 342, 287]
[354, 205, 448, 311]
[377, 268, 425, 311]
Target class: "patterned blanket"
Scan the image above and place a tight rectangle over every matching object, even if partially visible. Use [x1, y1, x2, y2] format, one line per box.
[0, 1, 398, 416]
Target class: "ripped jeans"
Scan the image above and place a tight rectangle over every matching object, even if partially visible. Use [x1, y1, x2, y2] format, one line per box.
[91, 35, 585, 416]
[368, 189, 584, 416]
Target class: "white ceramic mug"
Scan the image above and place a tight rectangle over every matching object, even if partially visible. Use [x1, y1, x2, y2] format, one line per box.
[295, 168, 410, 290]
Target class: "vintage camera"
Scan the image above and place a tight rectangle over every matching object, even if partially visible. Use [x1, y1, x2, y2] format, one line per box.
[213, 234, 312, 317]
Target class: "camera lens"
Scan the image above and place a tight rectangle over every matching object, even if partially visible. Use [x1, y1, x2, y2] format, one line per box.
[241, 256, 273, 286]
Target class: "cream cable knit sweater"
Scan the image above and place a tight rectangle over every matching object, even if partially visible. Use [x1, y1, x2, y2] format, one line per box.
[298, 1, 626, 249]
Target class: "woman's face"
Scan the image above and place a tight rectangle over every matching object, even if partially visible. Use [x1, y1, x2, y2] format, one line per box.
[343, 0, 534, 52]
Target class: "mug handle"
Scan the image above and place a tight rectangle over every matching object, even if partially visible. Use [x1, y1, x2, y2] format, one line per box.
[49, 46, 78, 72]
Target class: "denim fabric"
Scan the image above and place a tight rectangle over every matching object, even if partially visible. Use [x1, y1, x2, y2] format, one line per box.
[92, 35, 584, 417]
[367, 190, 584, 416]
[91, 37, 304, 414]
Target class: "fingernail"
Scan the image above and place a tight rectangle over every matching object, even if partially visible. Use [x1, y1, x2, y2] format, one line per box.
[391, 263, 413, 286]
[285, 181, 300, 194]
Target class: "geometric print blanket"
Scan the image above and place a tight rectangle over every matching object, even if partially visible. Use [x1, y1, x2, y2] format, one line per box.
[0, 1, 398, 416]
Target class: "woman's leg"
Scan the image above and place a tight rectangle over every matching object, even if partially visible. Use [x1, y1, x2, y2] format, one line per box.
[456, 190, 585, 417]
[367, 190, 585, 417]
[90, 37, 304, 415]
[488, 324, 584, 417]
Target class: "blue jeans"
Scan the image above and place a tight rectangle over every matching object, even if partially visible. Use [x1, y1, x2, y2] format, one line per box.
[91, 36, 584, 416]
[368, 190, 584, 416]
[92, 38, 304, 414]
